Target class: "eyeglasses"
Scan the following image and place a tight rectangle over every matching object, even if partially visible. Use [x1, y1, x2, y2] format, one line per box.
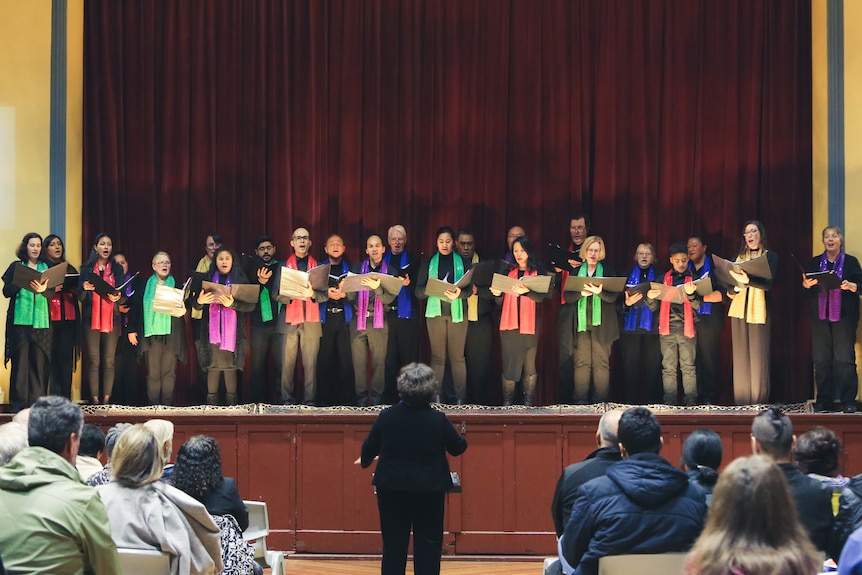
[257, 245, 274, 251]
[293, 235, 310, 241]
[742, 230, 759, 237]
[570, 226, 586, 231]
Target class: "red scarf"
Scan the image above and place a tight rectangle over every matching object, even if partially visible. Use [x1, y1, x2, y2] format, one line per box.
[90, 261, 115, 333]
[659, 270, 694, 338]
[284, 254, 321, 325]
[500, 268, 537, 335]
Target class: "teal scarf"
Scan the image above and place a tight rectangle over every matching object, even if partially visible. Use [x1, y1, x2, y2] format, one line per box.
[14, 261, 49, 329]
[425, 253, 464, 323]
[576, 262, 603, 332]
[144, 274, 174, 337]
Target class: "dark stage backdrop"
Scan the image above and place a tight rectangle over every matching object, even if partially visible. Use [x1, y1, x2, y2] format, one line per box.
[83, 0, 813, 405]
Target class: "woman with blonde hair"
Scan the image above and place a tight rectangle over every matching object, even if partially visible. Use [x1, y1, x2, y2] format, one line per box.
[684, 454, 820, 575]
[143, 418, 175, 478]
[96, 424, 222, 575]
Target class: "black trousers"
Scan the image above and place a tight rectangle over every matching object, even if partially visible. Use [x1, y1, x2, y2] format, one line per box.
[48, 320, 76, 398]
[249, 324, 284, 403]
[695, 318, 724, 403]
[376, 489, 446, 575]
[465, 315, 493, 404]
[384, 314, 420, 403]
[813, 315, 859, 405]
[317, 312, 354, 405]
[619, 331, 662, 404]
[556, 303, 577, 403]
[9, 327, 49, 412]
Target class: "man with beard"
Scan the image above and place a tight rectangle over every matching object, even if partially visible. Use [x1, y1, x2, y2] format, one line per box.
[248, 235, 282, 403]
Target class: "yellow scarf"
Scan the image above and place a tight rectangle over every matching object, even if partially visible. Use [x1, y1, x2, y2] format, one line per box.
[728, 250, 767, 324]
[467, 253, 479, 322]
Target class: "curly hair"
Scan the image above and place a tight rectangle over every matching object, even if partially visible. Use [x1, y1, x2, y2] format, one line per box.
[171, 435, 224, 503]
[397, 362, 438, 407]
[794, 426, 841, 476]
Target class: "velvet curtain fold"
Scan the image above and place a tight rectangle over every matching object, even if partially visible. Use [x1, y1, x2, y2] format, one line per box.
[83, 0, 812, 404]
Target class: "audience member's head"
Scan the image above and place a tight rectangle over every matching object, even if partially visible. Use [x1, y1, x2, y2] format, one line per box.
[681, 429, 722, 488]
[104, 423, 132, 461]
[397, 363, 438, 407]
[617, 407, 662, 456]
[79, 424, 106, 459]
[794, 426, 841, 477]
[596, 410, 623, 449]
[28, 396, 84, 464]
[111, 424, 164, 487]
[684, 455, 819, 575]
[171, 435, 224, 503]
[751, 406, 794, 461]
[142, 419, 174, 465]
[11, 408, 30, 427]
[0, 422, 28, 466]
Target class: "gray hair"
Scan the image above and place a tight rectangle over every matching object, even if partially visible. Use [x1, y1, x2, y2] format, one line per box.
[0, 422, 28, 466]
[397, 362, 437, 406]
[598, 410, 622, 447]
[388, 224, 407, 239]
[105, 423, 132, 459]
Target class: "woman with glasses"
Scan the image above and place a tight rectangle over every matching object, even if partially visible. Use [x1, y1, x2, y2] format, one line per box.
[726, 220, 778, 404]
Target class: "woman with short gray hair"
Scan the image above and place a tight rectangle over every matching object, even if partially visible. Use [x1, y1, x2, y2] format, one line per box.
[357, 362, 468, 575]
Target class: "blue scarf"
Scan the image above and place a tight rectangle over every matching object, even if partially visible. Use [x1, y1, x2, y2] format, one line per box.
[623, 265, 654, 332]
[319, 259, 352, 324]
[383, 251, 412, 319]
[690, 257, 712, 315]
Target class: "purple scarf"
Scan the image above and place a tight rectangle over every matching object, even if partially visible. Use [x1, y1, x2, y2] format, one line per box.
[383, 251, 412, 319]
[623, 265, 654, 332]
[208, 271, 237, 352]
[819, 251, 844, 322]
[357, 259, 387, 330]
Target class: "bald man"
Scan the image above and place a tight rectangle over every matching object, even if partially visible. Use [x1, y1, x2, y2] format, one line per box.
[271, 228, 328, 405]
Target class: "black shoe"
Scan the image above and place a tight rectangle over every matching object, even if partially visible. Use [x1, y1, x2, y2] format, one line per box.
[845, 402, 857, 413]
[814, 402, 835, 413]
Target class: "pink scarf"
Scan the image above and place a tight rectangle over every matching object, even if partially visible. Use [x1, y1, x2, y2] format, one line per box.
[284, 254, 321, 325]
[91, 261, 115, 333]
[500, 268, 537, 335]
[357, 259, 387, 330]
[819, 251, 844, 322]
[208, 272, 237, 352]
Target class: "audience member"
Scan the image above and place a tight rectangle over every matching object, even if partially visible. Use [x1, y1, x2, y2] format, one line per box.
[681, 429, 722, 505]
[559, 406, 706, 575]
[97, 424, 223, 575]
[87, 422, 132, 487]
[0, 396, 120, 574]
[840, 523, 862, 575]
[143, 418, 175, 479]
[172, 435, 259, 575]
[684, 454, 821, 575]
[11, 407, 29, 426]
[551, 410, 623, 537]
[77, 423, 106, 481]
[0, 422, 28, 466]
[795, 426, 848, 515]
[751, 406, 834, 554]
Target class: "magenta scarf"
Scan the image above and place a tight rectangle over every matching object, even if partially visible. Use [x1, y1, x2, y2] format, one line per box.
[819, 251, 844, 322]
[357, 259, 387, 330]
[208, 271, 237, 352]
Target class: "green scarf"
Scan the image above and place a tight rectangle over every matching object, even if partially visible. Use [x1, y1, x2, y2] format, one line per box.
[576, 261, 603, 332]
[144, 274, 174, 337]
[425, 252, 464, 323]
[13, 261, 49, 329]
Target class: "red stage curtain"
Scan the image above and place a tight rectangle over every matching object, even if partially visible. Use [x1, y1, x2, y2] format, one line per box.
[83, 0, 812, 404]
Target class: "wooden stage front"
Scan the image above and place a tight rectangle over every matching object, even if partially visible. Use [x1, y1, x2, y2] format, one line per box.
[43, 403, 862, 556]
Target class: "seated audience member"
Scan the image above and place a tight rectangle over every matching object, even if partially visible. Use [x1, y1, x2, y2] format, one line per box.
[0, 396, 120, 574]
[172, 435, 259, 575]
[87, 422, 132, 487]
[840, 524, 862, 575]
[11, 407, 30, 426]
[795, 426, 848, 514]
[551, 410, 623, 538]
[97, 424, 223, 575]
[143, 417, 175, 479]
[684, 454, 821, 575]
[0, 422, 28, 466]
[560, 406, 707, 575]
[77, 423, 106, 481]
[751, 407, 834, 555]
[681, 429, 722, 505]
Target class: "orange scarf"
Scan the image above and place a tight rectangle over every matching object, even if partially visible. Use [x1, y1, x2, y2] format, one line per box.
[500, 268, 537, 335]
[659, 270, 694, 338]
[284, 255, 321, 325]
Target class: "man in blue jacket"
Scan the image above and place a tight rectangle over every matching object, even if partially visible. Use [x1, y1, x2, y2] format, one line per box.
[559, 406, 707, 575]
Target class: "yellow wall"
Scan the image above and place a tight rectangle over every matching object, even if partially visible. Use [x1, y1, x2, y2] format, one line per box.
[0, 0, 83, 402]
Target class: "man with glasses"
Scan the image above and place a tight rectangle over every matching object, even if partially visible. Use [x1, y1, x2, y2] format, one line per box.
[556, 214, 590, 404]
[248, 235, 283, 403]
